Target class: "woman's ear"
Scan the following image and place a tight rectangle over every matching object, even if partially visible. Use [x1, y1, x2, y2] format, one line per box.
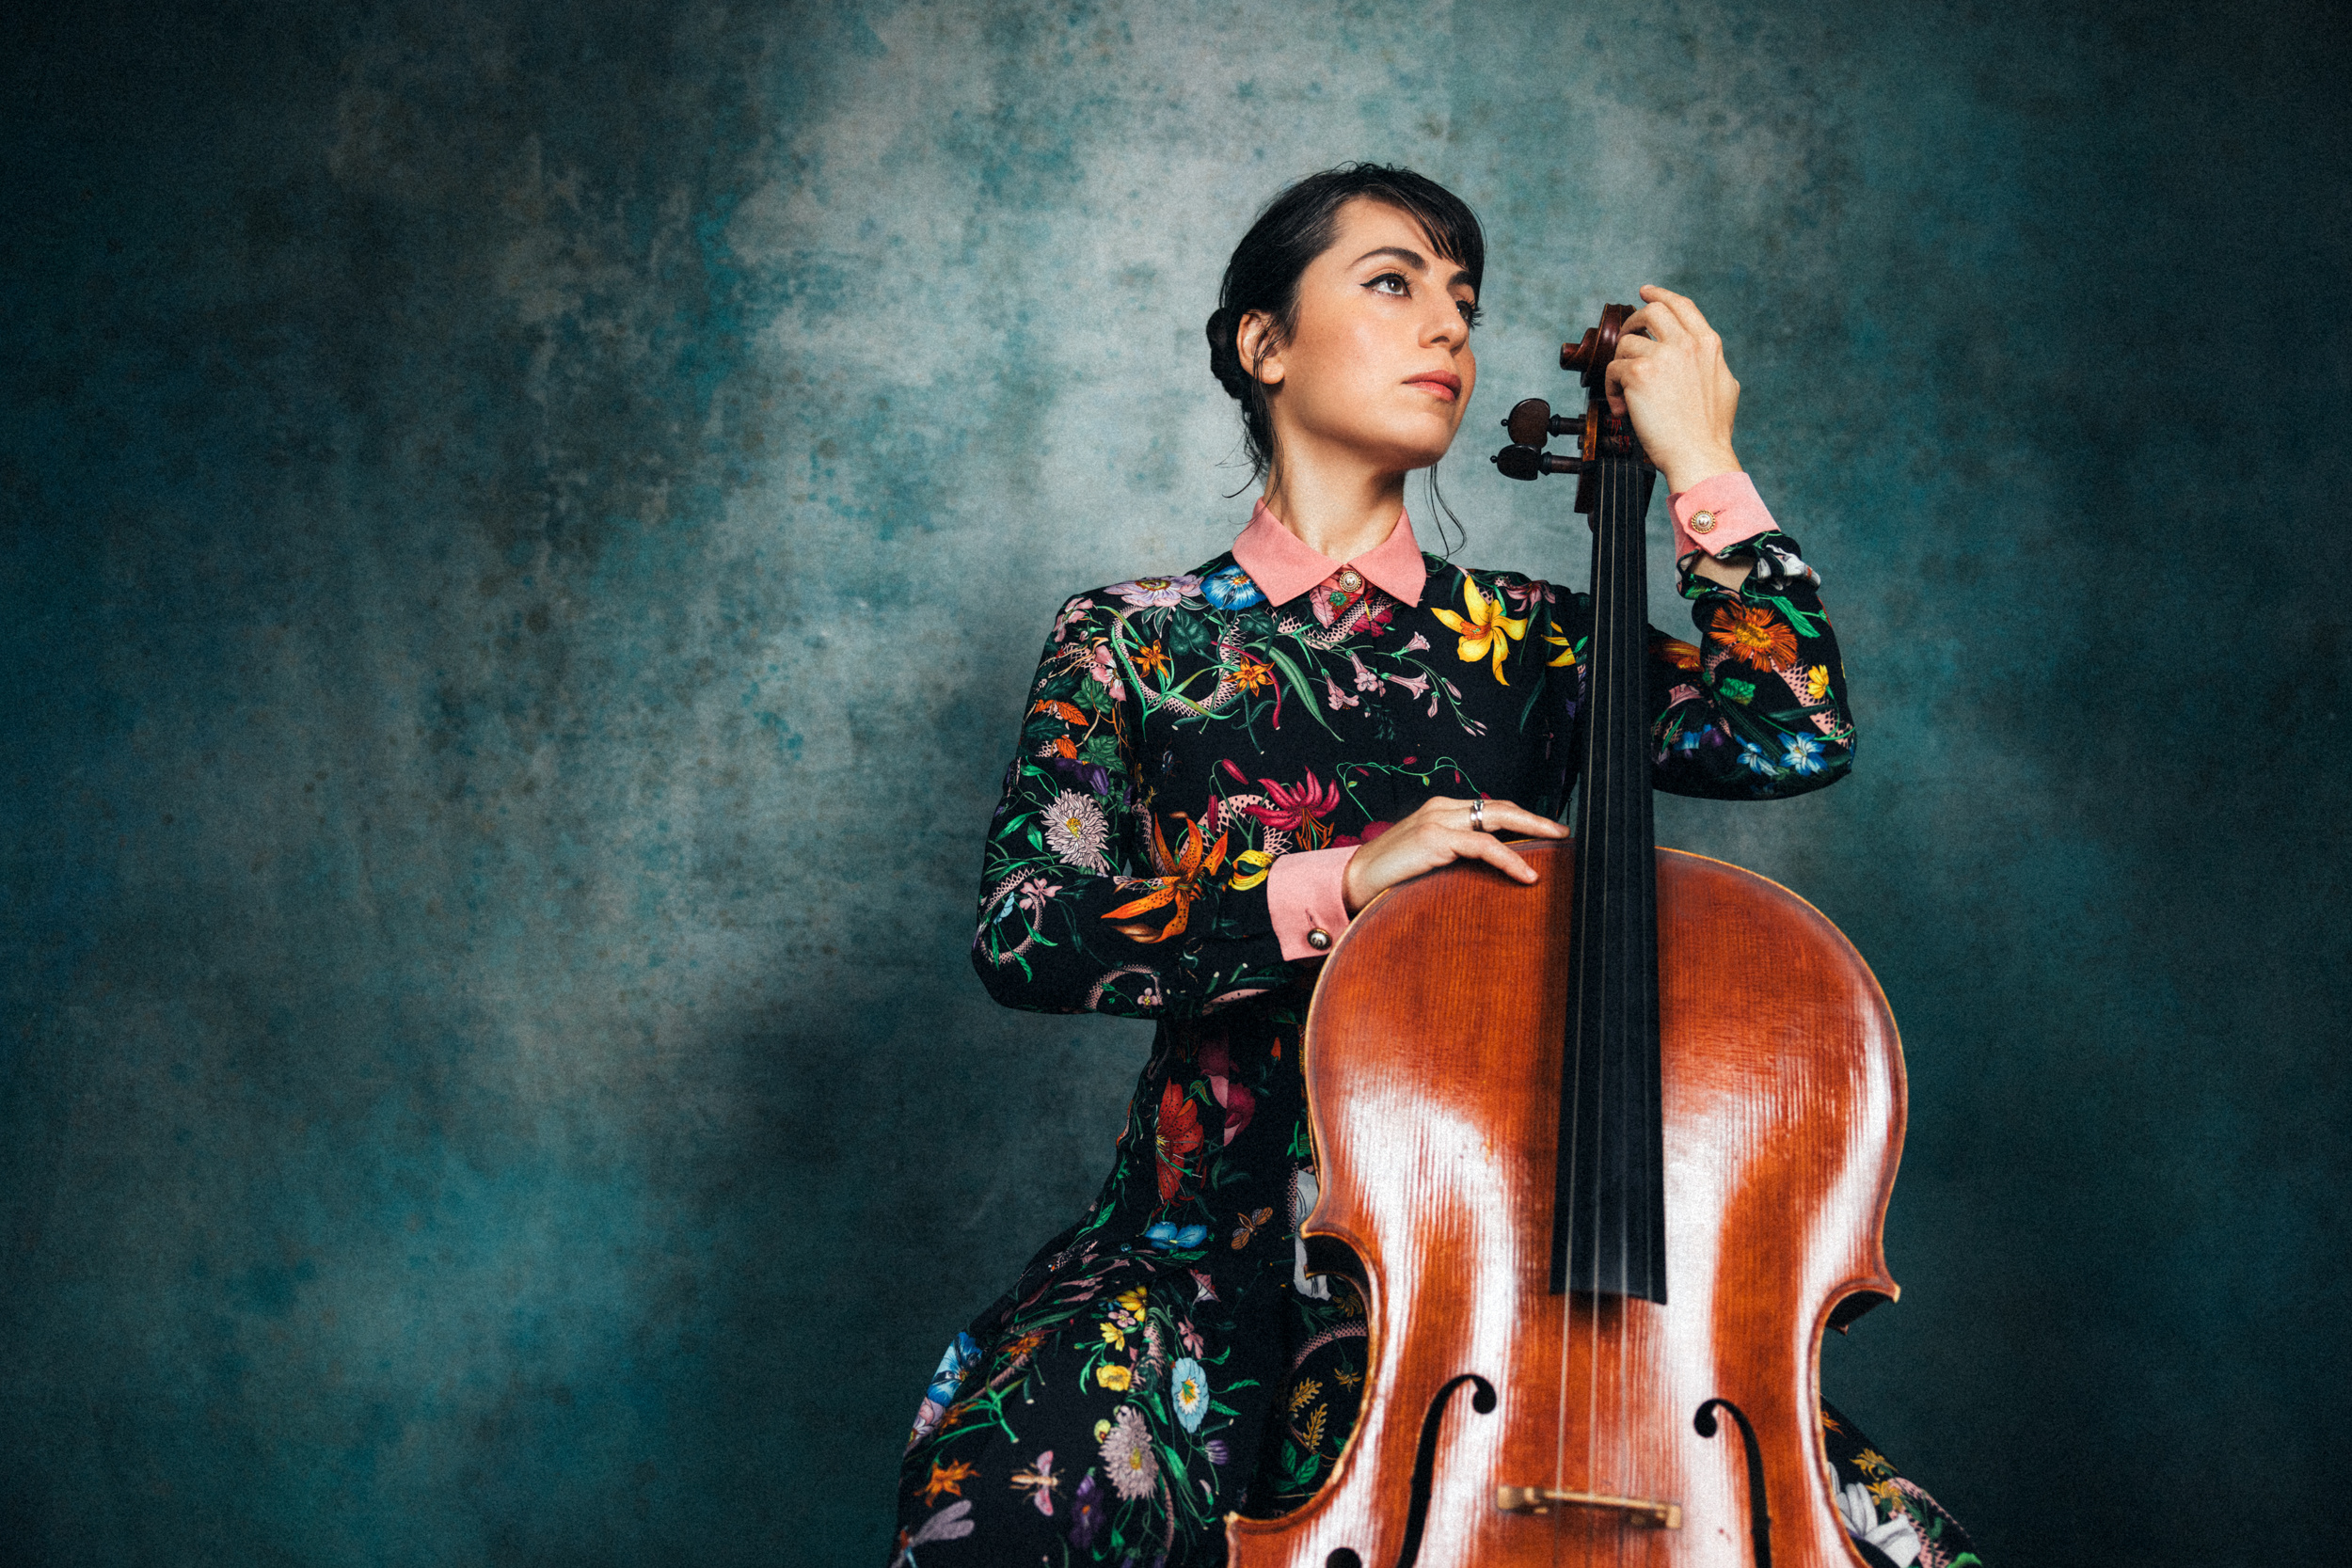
[1236, 310, 1285, 388]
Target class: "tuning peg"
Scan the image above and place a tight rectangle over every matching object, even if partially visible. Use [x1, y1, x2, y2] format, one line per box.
[1502, 397, 1585, 451]
[1491, 445, 1583, 481]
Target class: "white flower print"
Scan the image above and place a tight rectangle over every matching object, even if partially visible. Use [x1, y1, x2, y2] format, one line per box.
[1099, 1405, 1159, 1501]
[1836, 1481, 1922, 1567]
[1105, 575, 1201, 609]
[1043, 790, 1111, 873]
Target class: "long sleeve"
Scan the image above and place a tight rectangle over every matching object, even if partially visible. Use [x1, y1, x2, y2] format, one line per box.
[1645, 530, 1856, 798]
[970, 594, 1296, 1020]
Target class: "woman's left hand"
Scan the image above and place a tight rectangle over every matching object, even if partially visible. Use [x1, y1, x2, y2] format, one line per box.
[1604, 284, 1743, 494]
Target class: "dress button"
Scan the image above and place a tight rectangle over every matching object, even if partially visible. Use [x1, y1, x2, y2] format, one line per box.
[1689, 509, 1718, 534]
[1307, 927, 1332, 951]
[1337, 569, 1362, 592]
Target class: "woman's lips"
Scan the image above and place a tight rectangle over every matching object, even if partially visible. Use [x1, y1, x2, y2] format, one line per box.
[1405, 372, 1461, 402]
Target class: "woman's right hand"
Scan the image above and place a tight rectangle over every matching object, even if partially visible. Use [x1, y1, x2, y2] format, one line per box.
[1340, 796, 1568, 914]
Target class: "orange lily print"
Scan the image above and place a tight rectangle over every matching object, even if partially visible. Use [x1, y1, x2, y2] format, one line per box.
[1430, 577, 1527, 683]
[923, 1457, 979, 1503]
[1101, 813, 1229, 942]
[1709, 602, 1800, 669]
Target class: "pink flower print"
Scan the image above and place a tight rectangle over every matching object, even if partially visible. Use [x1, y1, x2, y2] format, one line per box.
[1238, 770, 1343, 839]
[1405, 632, 1432, 653]
[1322, 671, 1359, 710]
[1667, 683, 1701, 706]
[1051, 597, 1095, 642]
[1086, 643, 1125, 702]
[1348, 650, 1380, 692]
[1385, 672, 1429, 699]
[1198, 1037, 1257, 1147]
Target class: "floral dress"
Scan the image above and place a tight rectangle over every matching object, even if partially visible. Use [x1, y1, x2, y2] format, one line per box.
[890, 519, 1981, 1568]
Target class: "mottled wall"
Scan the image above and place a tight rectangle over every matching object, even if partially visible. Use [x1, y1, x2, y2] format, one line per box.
[4, 1, 2345, 1563]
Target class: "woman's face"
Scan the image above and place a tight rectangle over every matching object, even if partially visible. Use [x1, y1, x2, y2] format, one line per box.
[1246, 198, 1480, 478]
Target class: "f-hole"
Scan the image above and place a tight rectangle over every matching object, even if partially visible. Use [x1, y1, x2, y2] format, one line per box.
[1323, 1372, 1496, 1568]
[1693, 1398, 1772, 1568]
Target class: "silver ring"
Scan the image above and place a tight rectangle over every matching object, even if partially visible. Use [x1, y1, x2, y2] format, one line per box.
[1470, 797, 1486, 832]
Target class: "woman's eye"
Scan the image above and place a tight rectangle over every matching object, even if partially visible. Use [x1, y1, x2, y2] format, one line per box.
[1457, 299, 1484, 327]
[1367, 272, 1409, 297]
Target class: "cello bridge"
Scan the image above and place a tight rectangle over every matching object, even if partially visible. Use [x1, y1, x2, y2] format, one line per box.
[1495, 1486, 1682, 1529]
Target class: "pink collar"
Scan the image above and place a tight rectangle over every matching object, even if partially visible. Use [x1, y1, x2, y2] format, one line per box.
[1230, 500, 1427, 608]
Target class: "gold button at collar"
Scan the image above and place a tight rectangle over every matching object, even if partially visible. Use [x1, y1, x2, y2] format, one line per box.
[1307, 927, 1332, 951]
[1337, 569, 1363, 593]
[1689, 510, 1718, 534]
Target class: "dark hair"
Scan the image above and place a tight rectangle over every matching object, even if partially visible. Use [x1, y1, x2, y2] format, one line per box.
[1205, 164, 1486, 484]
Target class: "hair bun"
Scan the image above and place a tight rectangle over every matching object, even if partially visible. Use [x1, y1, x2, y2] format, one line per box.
[1204, 308, 1252, 403]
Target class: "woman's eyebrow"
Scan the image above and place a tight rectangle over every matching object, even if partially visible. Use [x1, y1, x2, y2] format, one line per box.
[1349, 245, 1475, 292]
[1350, 245, 1429, 272]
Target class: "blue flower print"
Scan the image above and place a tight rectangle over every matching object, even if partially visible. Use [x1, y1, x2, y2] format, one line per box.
[1738, 738, 1781, 777]
[1200, 562, 1266, 610]
[1170, 1357, 1211, 1432]
[1781, 734, 1827, 775]
[1143, 1220, 1208, 1251]
[928, 1332, 981, 1407]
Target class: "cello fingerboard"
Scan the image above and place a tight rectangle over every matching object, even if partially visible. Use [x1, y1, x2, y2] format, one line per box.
[1550, 451, 1668, 1302]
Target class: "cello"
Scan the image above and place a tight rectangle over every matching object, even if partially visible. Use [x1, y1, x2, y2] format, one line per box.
[1226, 305, 1904, 1568]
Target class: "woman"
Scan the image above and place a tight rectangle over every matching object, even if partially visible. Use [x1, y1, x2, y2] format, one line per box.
[892, 165, 1979, 1568]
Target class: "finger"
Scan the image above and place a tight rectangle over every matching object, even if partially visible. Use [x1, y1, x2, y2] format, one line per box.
[1480, 800, 1569, 838]
[1624, 300, 1684, 344]
[1604, 363, 1629, 417]
[1454, 832, 1540, 884]
[1639, 284, 1711, 338]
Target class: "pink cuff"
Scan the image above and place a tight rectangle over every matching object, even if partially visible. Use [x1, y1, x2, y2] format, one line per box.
[1266, 846, 1357, 960]
[1669, 471, 1775, 562]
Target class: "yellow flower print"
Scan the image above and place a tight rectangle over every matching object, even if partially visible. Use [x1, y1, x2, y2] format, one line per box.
[1116, 1287, 1147, 1313]
[1100, 1321, 1126, 1352]
[1804, 664, 1833, 702]
[1543, 629, 1579, 668]
[1096, 1364, 1133, 1391]
[1430, 578, 1528, 684]
[1228, 849, 1273, 891]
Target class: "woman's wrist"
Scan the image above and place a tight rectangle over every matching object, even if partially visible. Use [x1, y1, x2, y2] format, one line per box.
[1660, 447, 1742, 496]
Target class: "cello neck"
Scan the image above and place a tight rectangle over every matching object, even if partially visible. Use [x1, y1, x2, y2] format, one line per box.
[1550, 448, 1668, 1301]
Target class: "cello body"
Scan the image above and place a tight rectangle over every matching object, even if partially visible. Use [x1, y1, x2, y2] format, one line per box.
[1225, 843, 1903, 1568]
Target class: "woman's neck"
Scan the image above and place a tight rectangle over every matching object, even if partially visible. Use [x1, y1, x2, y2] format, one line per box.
[1259, 442, 1410, 562]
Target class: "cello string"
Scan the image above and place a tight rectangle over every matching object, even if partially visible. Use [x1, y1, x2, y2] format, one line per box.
[1611, 453, 1633, 1560]
[1620, 457, 1643, 1565]
[1587, 437, 1620, 1519]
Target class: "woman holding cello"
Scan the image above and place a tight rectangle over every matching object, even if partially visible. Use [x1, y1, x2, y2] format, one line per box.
[890, 165, 1980, 1568]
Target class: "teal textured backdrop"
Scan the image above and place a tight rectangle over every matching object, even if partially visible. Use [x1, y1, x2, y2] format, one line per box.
[5, 1, 2345, 1562]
